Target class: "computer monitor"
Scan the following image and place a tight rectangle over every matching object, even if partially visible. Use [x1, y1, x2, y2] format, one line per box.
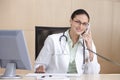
[0, 30, 32, 79]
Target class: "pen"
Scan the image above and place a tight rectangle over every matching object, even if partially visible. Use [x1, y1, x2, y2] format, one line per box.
[41, 75, 52, 78]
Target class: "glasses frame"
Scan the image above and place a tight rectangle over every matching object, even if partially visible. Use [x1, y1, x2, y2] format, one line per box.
[73, 20, 89, 27]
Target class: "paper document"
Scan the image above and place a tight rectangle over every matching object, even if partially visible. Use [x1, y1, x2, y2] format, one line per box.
[26, 73, 81, 77]
[36, 76, 70, 80]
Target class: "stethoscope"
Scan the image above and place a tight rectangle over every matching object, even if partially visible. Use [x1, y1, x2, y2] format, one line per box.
[59, 32, 68, 42]
[59, 31, 86, 65]
[59, 32, 68, 55]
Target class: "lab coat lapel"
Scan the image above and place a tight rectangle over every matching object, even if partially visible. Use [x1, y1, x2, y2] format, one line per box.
[58, 35, 70, 72]
[63, 30, 70, 55]
[75, 38, 84, 74]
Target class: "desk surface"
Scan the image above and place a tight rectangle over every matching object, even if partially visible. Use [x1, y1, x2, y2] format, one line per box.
[0, 74, 120, 80]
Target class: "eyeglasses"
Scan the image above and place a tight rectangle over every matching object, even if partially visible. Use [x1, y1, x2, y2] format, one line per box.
[73, 20, 89, 27]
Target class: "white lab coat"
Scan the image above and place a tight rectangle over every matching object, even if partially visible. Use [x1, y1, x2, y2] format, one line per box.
[35, 30, 100, 74]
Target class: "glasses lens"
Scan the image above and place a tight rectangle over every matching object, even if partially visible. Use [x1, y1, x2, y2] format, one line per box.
[83, 23, 89, 27]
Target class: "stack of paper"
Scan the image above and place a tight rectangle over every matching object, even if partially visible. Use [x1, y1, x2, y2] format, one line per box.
[36, 76, 70, 80]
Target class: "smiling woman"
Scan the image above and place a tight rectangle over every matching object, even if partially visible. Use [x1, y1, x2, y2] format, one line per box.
[34, 9, 100, 74]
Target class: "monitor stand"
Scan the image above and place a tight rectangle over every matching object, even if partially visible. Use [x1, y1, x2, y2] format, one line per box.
[0, 63, 22, 79]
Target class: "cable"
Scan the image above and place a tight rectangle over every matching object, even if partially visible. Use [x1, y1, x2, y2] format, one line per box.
[87, 48, 120, 66]
[80, 41, 120, 66]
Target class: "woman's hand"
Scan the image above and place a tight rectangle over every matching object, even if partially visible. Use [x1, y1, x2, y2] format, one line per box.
[35, 65, 45, 73]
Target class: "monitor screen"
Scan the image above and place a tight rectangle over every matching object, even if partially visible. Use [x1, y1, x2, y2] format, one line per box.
[35, 26, 69, 59]
[0, 30, 32, 79]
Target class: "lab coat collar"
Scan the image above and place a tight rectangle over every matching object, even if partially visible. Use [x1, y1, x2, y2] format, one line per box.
[64, 29, 84, 44]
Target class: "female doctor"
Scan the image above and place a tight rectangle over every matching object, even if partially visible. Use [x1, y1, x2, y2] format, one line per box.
[35, 9, 100, 74]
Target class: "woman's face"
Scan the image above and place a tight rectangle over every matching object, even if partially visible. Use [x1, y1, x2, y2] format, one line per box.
[70, 14, 89, 36]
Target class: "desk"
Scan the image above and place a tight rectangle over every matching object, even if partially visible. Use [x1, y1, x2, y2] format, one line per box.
[0, 74, 120, 80]
[77, 74, 120, 80]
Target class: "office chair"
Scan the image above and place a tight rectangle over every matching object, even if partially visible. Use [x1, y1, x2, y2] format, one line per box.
[35, 26, 69, 59]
